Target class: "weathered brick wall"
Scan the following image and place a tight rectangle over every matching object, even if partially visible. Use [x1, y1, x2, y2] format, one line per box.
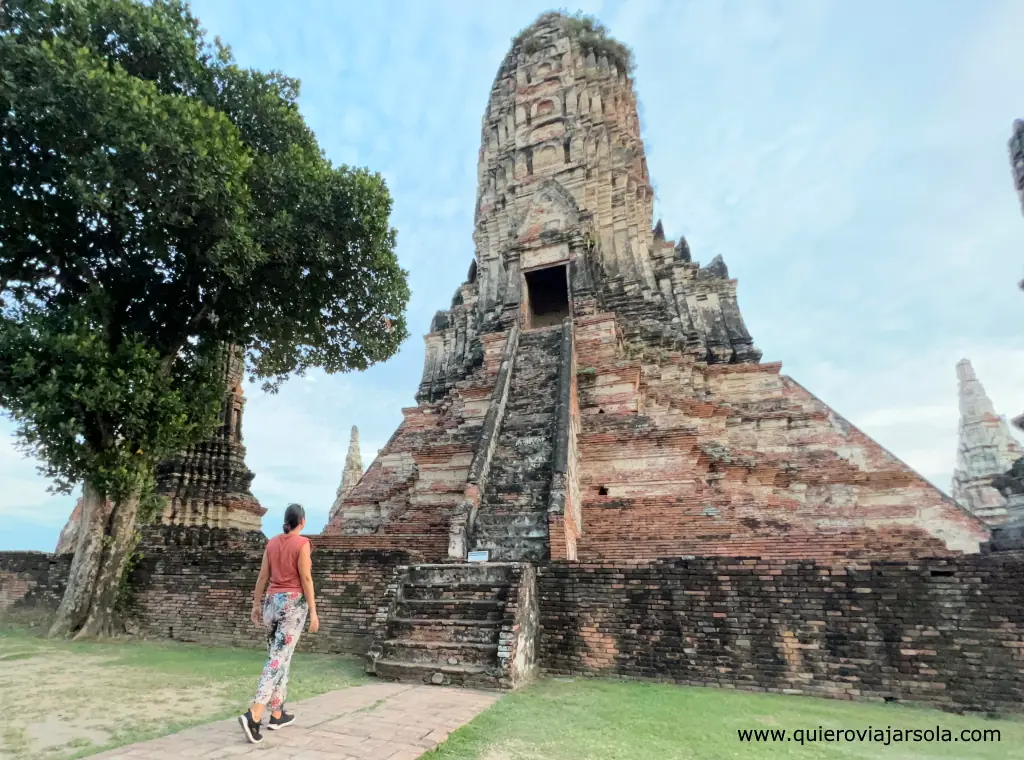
[130, 528, 411, 654]
[538, 553, 1024, 714]
[0, 552, 72, 621]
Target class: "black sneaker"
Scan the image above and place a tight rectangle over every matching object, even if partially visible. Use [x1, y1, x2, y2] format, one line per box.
[238, 710, 263, 744]
[268, 709, 296, 730]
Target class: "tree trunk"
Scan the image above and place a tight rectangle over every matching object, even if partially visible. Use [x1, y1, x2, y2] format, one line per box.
[74, 489, 142, 639]
[48, 481, 111, 638]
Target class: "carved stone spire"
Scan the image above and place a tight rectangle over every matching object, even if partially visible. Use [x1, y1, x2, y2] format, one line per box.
[328, 426, 363, 523]
[951, 359, 1023, 524]
[153, 345, 266, 531]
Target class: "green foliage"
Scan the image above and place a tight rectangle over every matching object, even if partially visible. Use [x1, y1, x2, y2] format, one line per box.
[512, 10, 634, 74]
[0, 301, 222, 498]
[0, 0, 410, 498]
[564, 12, 634, 73]
[522, 35, 544, 56]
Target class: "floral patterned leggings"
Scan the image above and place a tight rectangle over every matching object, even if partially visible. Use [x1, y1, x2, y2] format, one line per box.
[253, 592, 308, 712]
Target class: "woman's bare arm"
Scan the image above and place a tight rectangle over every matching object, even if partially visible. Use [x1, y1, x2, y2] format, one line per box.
[250, 549, 270, 622]
[297, 541, 319, 632]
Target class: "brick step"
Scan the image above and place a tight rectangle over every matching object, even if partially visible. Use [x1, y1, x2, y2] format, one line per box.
[474, 512, 547, 529]
[402, 581, 511, 602]
[383, 639, 499, 667]
[482, 470, 553, 482]
[518, 327, 563, 341]
[498, 419, 556, 432]
[387, 617, 502, 644]
[483, 472, 553, 487]
[396, 598, 506, 622]
[484, 461, 553, 473]
[493, 434, 554, 448]
[473, 526, 548, 541]
[474, 522, 548, 540]
[373, 659, 502, 689]
[501, 406, 557, 418]
[482, 483, 551, 496]
[469, 536, 548, 562]
[478, 502, 549, 514]
[404, 563, 517, 585]
[498, 404, 556, 415]
[478, 500, 548, 513]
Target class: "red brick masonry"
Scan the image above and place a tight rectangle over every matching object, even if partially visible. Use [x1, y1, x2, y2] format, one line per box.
[3, 532, 1022, 714]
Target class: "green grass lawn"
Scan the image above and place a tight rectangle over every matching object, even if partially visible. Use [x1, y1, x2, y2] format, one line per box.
[429, 678, 1024, 760]
[0, 624, 366, 759]
[4, 624, 1023, 760]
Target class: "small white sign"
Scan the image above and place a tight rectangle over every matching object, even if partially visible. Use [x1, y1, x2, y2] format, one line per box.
[467, 550, 490, 563]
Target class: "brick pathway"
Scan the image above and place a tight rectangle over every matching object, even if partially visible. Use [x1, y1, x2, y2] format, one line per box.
[90, 682, 500, 759]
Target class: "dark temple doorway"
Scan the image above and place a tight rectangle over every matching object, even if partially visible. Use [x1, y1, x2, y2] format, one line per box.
[524, 265, 570, 328]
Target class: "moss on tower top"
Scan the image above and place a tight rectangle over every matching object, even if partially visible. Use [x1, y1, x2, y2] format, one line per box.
[512, 10, 635, 74]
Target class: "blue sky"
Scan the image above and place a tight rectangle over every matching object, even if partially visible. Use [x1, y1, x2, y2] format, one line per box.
[3, 0, 1023, 551]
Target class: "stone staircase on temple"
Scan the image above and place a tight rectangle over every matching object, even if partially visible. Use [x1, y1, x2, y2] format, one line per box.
[468, 325, 564, 562]
[370, 563, 536, 690]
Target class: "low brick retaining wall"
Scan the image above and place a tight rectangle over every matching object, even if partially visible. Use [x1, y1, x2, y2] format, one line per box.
[3, 535, 1022, 713]
[538, 553, 1024, 714]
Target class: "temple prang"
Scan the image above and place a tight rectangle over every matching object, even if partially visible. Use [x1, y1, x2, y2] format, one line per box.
[322, 12, 988, 568]
[153, 345, 266, 531]
[951, 358, 1024, 524]
[328, 426, 364, 524]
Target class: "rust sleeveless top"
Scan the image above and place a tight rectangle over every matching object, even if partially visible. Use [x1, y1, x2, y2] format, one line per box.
[265, 532, 311, 595]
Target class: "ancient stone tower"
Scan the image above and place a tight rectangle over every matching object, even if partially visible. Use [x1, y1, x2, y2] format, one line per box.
[153, 345, 266, 531]
[951, 359, 1024, 524]
[328, 426, 364, 524]
[321, 12, 987, 564]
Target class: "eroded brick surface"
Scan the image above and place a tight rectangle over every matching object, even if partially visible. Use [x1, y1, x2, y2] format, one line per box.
[573, 314, 987, 561]
[0, 552, 71, 618]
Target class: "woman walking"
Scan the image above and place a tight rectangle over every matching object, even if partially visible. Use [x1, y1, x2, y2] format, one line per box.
[238, 503, 320, 744]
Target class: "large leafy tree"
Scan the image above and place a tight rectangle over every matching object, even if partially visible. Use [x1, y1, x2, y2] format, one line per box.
[0, 0, 410, 638]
